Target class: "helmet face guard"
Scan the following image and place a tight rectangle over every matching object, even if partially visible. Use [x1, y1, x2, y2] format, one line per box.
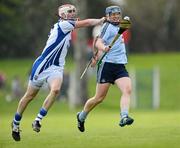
[58, 4, 77, 20]
[105, 6, 122, 24]
[105, 6, 122, 15]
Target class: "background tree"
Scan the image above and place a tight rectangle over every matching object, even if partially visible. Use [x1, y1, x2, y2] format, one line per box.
[1, 0, 180, 58]
[68, 0, 111, 108]
[0, 0, 25, 57]
[68, 0, 88, 108]
[125, 0, 180, 52]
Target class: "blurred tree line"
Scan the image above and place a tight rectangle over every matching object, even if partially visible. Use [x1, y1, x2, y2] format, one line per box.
[125, 0, 180, 53]
[0, 0, 180, 58]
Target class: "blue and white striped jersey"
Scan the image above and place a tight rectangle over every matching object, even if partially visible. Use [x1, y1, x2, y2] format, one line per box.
[30, 19, 75, 80]
[100, 22, 127, 64]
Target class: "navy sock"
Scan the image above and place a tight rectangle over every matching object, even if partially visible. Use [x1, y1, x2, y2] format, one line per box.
[13, 113, 22, 126]
[35, 108, 47, 121]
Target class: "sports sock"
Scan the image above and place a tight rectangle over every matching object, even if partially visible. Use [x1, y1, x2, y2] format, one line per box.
[13, 113, 22, 127]
[35, 108, 47, 122]
[79, 111, 88, 122]
[120, 109, 129, 119]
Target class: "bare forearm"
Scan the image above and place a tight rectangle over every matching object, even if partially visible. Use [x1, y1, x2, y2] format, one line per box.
[75, 17, 105, 28]
[87, 18, 105, 26]
[95, 38, 106, 51]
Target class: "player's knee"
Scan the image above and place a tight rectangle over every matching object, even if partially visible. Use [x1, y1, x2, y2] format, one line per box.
[50, 88, 60, 96]
[124, 86, 131, 95]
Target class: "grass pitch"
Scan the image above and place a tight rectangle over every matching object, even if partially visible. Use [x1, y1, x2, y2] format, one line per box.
[1, 53, 180, 147]
[1, 109, 180, 148]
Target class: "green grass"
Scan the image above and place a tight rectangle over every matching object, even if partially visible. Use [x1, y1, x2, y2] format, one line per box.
[1, 107, 180, 148]
[127, 53, 180, 110]
[1, 53, 180, 147]
[1, 53, 180, 110]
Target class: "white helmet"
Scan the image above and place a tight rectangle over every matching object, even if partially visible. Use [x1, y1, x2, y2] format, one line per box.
[58, 4, 77, 20]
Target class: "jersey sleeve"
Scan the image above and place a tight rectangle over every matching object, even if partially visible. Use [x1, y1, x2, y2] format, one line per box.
[59, 20, 76, 34]
[100, 23, 110, 43]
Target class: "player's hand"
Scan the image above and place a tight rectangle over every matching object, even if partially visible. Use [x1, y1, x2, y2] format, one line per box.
[103, 46, 110, 52]
[100, 17, 106, 24]
[91, 56, 98, 67]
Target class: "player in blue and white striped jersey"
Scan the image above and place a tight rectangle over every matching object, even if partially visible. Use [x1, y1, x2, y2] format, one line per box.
[11, 4, 106, 141]
[77, 6, 134, 132]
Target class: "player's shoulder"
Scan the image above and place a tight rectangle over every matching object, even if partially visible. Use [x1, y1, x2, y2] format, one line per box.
[102, 21, 110, 29]
[102, 21, 114, 32]
[100, 22, 111, 36]
[58, 19, 76, 27]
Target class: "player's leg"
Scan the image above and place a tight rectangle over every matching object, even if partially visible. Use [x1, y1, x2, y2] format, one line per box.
[32, 77, 63, 132]
[77, 83, 110, 132]
[115, 77, 134, 127]
[12, 84, 39, 141]
[84, 83, 110, 112]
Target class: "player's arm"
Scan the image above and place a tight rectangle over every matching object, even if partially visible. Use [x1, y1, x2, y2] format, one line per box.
[95, 37, 110, 52]
[90, 37, 109, 67]
[90, 37, 101, 67]
[75, 17, 105, 28]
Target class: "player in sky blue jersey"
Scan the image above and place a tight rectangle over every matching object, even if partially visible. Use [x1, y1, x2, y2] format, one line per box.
[11, 4, 105, 141]
[77, 6, 134, 132]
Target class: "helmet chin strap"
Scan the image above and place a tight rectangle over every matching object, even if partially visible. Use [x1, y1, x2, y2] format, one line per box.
[109, 21, 120, 25]
[59, 16, 78, 21]
[111, 22, 120, 25]
[106, 19, 120, 25]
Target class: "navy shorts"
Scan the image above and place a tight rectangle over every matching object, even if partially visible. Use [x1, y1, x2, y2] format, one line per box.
[97, 62, 129, 84]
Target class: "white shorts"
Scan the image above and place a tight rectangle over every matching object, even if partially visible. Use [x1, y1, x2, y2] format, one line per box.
[29, 65, 64, 89]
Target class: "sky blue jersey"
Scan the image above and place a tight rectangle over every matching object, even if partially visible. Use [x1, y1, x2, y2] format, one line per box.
[100, 22, 127, 64]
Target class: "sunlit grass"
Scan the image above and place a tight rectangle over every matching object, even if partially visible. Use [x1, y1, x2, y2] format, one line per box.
[1, 110, 180, 148]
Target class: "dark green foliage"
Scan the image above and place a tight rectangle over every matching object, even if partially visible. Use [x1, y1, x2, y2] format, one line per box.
[0, 0, 180, 58]
[0, 0, 25, 57]
[125, 0, 180, 52]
